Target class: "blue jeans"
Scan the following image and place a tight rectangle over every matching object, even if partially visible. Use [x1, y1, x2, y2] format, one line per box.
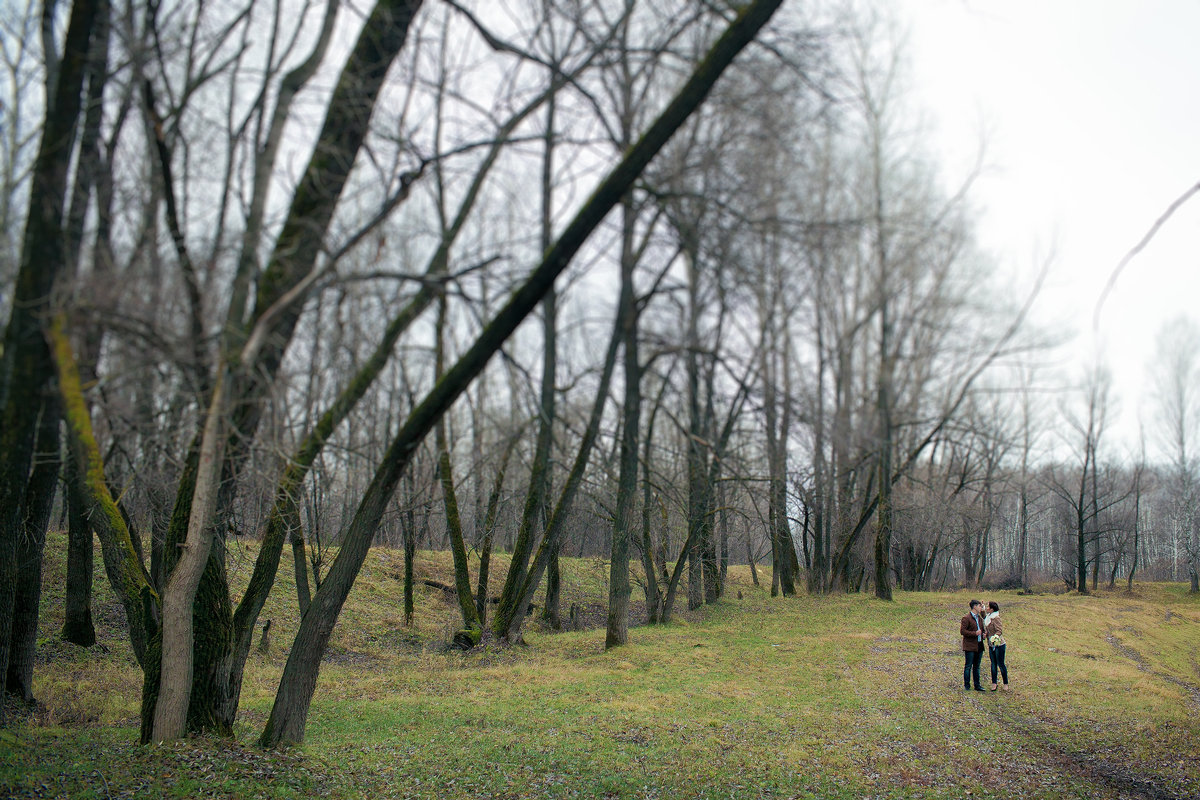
[963, 648, 983, 688]
[989, 644, 1008, 685]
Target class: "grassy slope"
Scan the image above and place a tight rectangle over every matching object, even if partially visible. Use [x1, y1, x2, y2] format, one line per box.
[2, 531, 1198, 799]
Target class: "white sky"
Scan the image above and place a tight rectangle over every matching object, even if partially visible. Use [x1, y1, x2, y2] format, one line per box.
[899, 0, 1200, 460]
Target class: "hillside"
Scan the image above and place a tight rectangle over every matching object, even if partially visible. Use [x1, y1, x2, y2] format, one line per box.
[2, 532, 1199, 799]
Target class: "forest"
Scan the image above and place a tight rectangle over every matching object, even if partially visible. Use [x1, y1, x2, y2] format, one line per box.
[2, 0, 1198, 755]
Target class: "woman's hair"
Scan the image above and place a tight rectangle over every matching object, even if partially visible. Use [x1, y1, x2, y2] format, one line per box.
[988, 601, 1000, 612]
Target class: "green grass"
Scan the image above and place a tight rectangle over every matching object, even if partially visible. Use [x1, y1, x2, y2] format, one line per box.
[3, 532, 1199, 799]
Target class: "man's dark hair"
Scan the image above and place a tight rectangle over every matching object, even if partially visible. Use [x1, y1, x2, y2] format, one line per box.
[988, 601, 1000, 612]
[969, 599, 982, 609]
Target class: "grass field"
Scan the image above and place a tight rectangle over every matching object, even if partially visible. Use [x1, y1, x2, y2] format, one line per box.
[2, 533, 1198, 799]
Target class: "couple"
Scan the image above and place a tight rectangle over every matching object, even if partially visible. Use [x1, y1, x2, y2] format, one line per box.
[960, 599, 1009, 692]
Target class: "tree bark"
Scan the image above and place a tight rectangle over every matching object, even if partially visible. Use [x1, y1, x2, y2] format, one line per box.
[639, 383, 668, 623]
[151, 367, 233, 742]
[685, 249, 709, 610]
[541, 539, 563, 630]
[6, 394, 59, 702]
[871, 99, 895, 601]
[765, 333, 795, 596]
[62, 456, 96, 647]
[536, 91, 562, 632]
[475, 440, 514, 624]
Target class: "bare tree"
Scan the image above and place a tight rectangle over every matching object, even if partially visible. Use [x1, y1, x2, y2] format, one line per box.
[1044, 364, 1136, 594]
[1150, 316, 1200, 591]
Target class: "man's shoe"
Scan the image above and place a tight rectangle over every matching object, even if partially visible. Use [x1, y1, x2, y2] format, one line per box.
[974, 687, 986, 692]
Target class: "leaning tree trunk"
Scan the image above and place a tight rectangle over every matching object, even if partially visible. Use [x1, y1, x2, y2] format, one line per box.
[52, 315, 156, 665]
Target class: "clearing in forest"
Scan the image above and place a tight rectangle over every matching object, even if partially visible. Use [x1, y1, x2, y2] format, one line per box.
[2, 540, 1199, 799]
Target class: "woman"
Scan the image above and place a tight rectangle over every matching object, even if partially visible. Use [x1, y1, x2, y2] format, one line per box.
[983, 601, 1009, 691]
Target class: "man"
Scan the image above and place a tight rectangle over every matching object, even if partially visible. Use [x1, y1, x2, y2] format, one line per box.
[960, 599, 986, 691]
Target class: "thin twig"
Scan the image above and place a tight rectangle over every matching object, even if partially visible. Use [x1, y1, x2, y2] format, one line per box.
[1095, 180, 1200, 329]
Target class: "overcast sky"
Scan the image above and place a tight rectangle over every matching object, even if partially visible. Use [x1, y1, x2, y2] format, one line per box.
[897, 0, 1200, 460]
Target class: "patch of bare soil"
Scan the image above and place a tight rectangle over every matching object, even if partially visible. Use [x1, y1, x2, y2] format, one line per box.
[901, 634, 1199, 799]
[1106, 629, 1200, 711]
[992, 706, 1200, 800]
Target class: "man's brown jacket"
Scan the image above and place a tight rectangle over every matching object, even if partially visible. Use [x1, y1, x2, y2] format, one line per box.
[960, 613, 984, 652]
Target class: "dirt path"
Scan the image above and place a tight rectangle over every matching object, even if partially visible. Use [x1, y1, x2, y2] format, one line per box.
[894, 610, 1200, 800]
[1106, 627, 1200, 711]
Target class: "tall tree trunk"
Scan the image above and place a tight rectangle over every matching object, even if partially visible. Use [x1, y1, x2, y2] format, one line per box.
[685, 253, 704, 611]
[61, 28, 111, 630]
[402, 473, 417, 626]
[701, 373, 720, 605]
[152, 365, 236, 743]
[765, 338, 794, 596]
[746, 537, 760, 587]
[7, 395, 60, 702]
[541, 539, 563, 630]
[491, 90, 566, 629]
[475, 439, 514, 624]
[830, 337, 853, 591]
[293, 528, 312, 618]
[62, 456, 96, 646]
[777, 332, 797, 596]
[1076, 442, 1090, 594]
[0, 0, 102, 710]
[535, 92, 562, 632]
[1126, 474, 1140, 592]
[607, 193, 640, 648]
[434, 297, 482, 640]
[871, 121, 894, 602]
[1017, 484, 1029, 591]
[718, 482, 729, 596]
[46, 0, 112, 660]
[639, 383, 667, 622]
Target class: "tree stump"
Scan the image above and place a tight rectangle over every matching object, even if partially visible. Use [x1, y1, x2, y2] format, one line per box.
[451, 627, 481, 650]
[257, 619, 272, 656]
